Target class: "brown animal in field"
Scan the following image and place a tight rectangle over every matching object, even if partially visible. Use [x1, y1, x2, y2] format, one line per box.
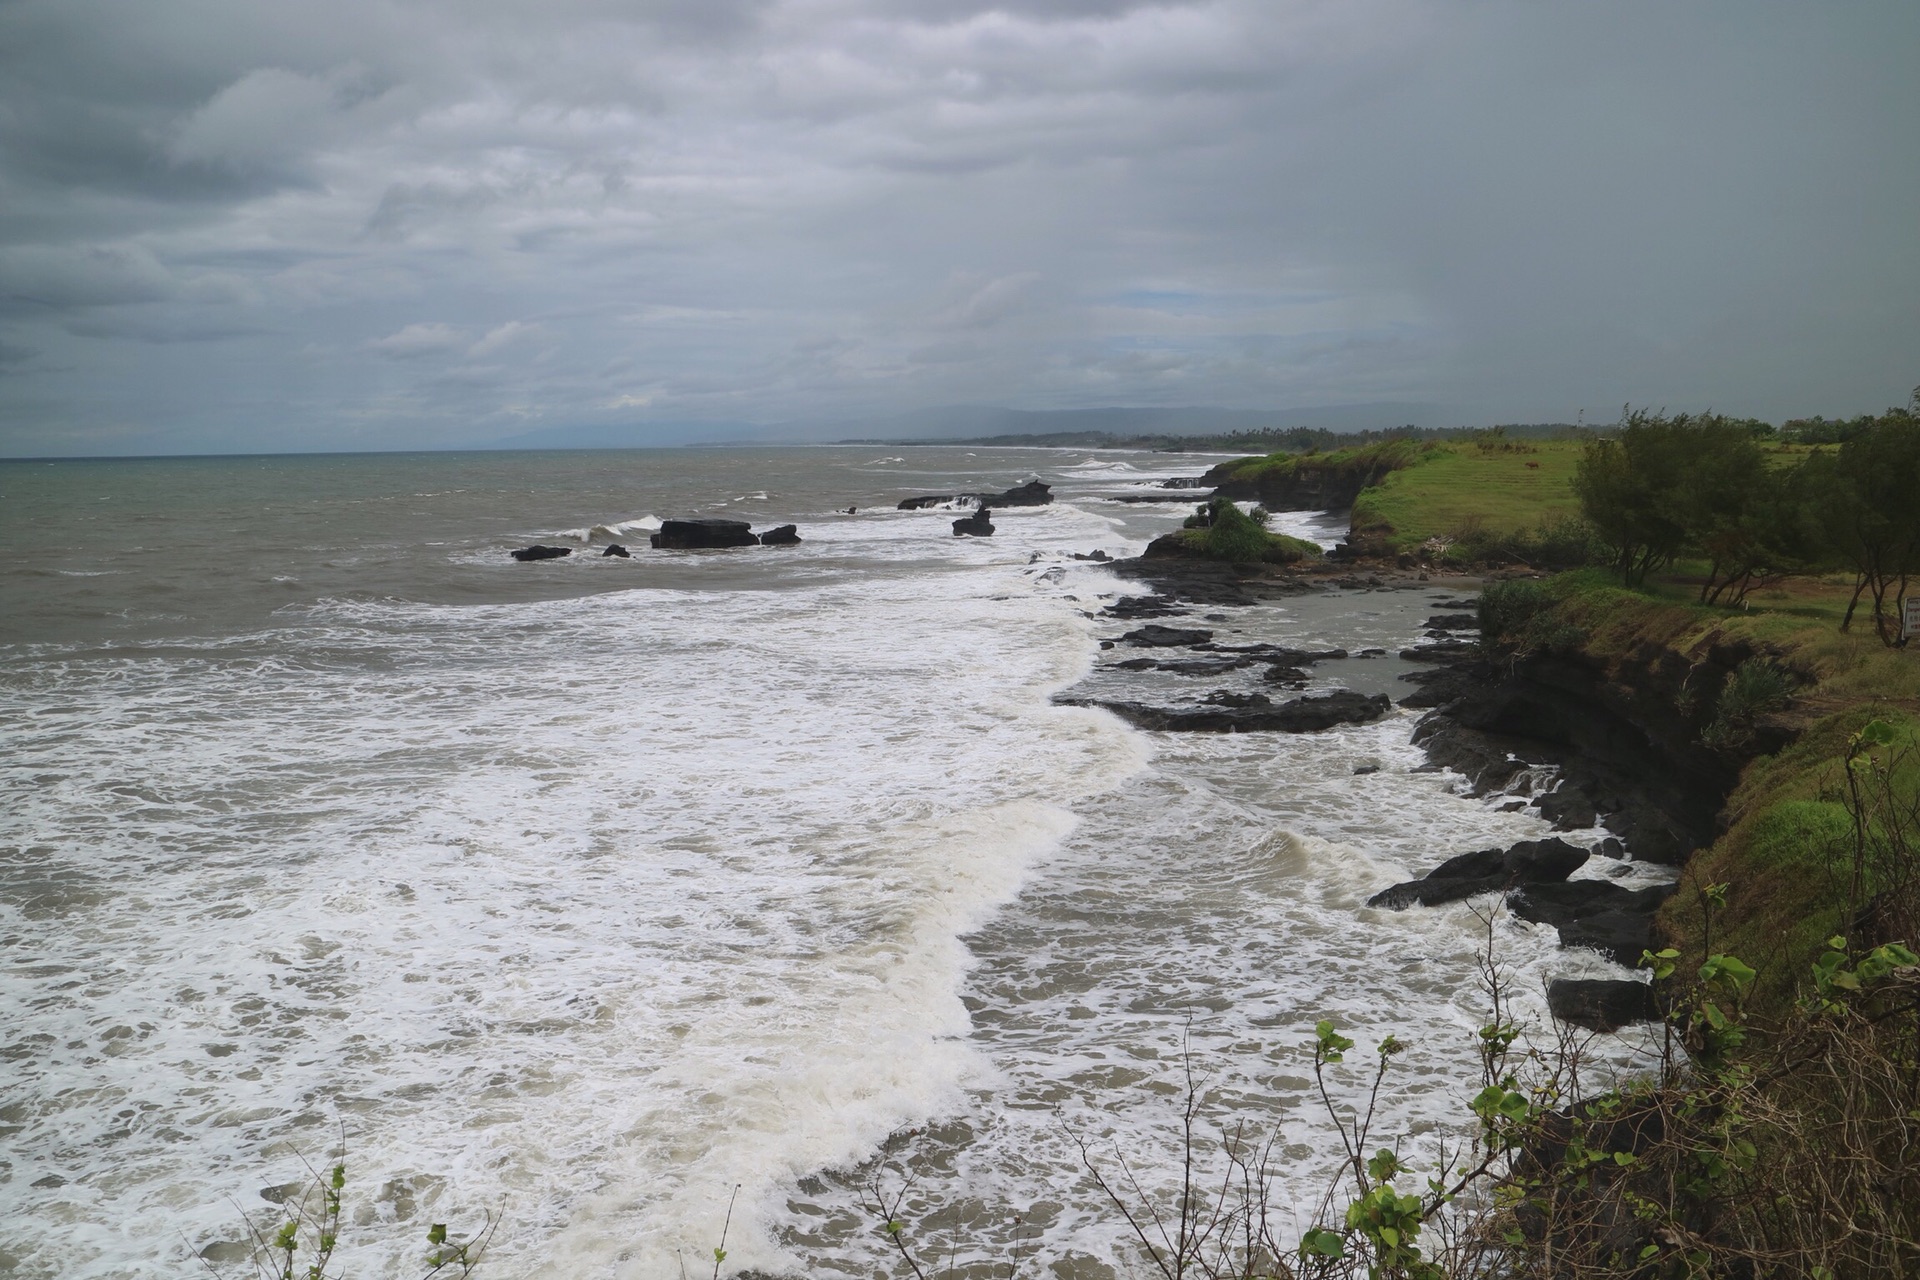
[1525, 461, 1541, 469]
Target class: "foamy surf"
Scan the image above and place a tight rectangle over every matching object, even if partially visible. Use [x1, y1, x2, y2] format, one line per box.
[1, 447, 1647, 1280]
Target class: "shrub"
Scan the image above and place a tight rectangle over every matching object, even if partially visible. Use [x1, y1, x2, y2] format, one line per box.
[1175, 498, 1320, 564]
[1702, 658, 1798, 750]
[1477, 579, 1582, 662]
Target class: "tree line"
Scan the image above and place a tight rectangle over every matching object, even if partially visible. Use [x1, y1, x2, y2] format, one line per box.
[1573, 392, 1920, 643]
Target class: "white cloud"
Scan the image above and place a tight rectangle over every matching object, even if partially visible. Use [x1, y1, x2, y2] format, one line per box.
[468, 320, 543, 357]
[368, 322, 464, 358]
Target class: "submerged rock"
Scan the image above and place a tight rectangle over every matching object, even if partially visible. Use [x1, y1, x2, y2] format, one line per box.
[601, 543, 631, 558]
[510, 544, 572, 562]
[650, 518, 759, 550]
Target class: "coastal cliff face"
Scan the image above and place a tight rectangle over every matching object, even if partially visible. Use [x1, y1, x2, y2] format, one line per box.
[1199, 441, 1431, 511]
[1422, 640, 1779, 862]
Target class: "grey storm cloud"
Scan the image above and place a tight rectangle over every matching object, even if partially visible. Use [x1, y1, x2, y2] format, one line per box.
[0, 0, 1915, 454]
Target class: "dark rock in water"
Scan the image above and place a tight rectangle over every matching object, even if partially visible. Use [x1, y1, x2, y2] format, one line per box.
[1201, 690, 1271, 708]
[1548, 979, 1660, 1032]
[601, 543, 631, 558]
[511, 544, 572, 562]
[1109, 657, 1160, 670]
[1212, 643, 1348, 663]
[901, 479, 1053, 510]
[1425, 613, 1479, 630]
[1536, 784, 1599, 830]
[1367, 837, 1590, 910]
[1121, 624, 1214, 648]
[991, 479, 1053, 506]
[1558, 910, 1658, 964]
[1072, 549, 1112, 561]
[1059, 689, 1389, 734]
[1411, 720, 1542, 793]
[650, 518, 759, 550]
[1261, 665, 1311, 685]
[1356, 647, 1387, 658]
[1507, 880, 1676, 929]
[1157, 657, 1253, 676]
[952, 508, 995, 537]
[1599, 805, 1693, 865]
[1161, 476, 1213, 490]
[1401, 640, 1480, 662]
[1104, 595, 1187, 620]
[758, 524, 801, 546]
[1354, 764, 1381, 775]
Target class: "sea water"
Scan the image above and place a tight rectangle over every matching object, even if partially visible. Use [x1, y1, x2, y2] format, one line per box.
[0, 448, 1657, 1278]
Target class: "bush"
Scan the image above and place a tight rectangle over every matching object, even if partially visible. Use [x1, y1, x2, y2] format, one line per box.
[1440, 515, 1602, 570]
[1478, 579, 1583, 662]
[1176, 498, 1320, 564]
[1702, 658, 1798, 750]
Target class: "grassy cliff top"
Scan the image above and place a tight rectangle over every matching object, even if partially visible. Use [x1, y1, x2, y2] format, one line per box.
[1349, 440, 1585, 550]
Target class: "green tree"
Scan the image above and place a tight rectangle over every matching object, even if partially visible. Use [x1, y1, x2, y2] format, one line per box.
[1802, 406, 1920, 645]
[1574, 408, 1778, 593]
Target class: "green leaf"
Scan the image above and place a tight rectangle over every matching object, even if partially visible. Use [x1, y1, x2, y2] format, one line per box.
[1854, 719, 1899, 748]
[1299, 1228, 1345, 1259]
[427, 1224, 447, 1246]
[1314, 1019, 1355, 1061]
[1699, 954, 1757, 990]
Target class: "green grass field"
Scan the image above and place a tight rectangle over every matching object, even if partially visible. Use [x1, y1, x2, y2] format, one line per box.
[1347, 440, 1585, 549]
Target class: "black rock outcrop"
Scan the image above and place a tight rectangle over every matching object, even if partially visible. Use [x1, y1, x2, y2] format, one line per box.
[1367, 838, 1590, 910]
[601, 544, 631, 558]
[952, 508, 995, 537]
[758, 524, 801, 545]
[1120, 624, 1214, 648]
[1062, 689, 1389, 734]
[1547, 979, 1660, 1032]
[511, 544, 573, 562]
[650, 518, 760, 550]
[900, 479, 1054, 510]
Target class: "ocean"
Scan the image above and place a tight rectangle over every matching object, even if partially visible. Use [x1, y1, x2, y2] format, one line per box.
[0, 447, 1655, 1278]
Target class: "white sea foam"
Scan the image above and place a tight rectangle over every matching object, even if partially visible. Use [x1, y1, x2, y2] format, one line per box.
[1, 467, 1658, 1280]
[0, 526, 1147, 1279]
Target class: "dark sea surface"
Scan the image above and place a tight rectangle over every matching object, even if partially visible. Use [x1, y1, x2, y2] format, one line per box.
[0, 447, 1654, 1279]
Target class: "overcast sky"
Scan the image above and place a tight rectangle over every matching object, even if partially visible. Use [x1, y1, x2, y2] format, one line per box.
[2, 0, 1915, 455]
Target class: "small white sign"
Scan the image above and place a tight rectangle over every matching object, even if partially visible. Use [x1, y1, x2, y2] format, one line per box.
[1907, 595, 1920, 641]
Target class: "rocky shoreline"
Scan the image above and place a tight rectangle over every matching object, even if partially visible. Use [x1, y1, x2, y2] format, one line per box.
[1077, 548, 1706, 1032]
